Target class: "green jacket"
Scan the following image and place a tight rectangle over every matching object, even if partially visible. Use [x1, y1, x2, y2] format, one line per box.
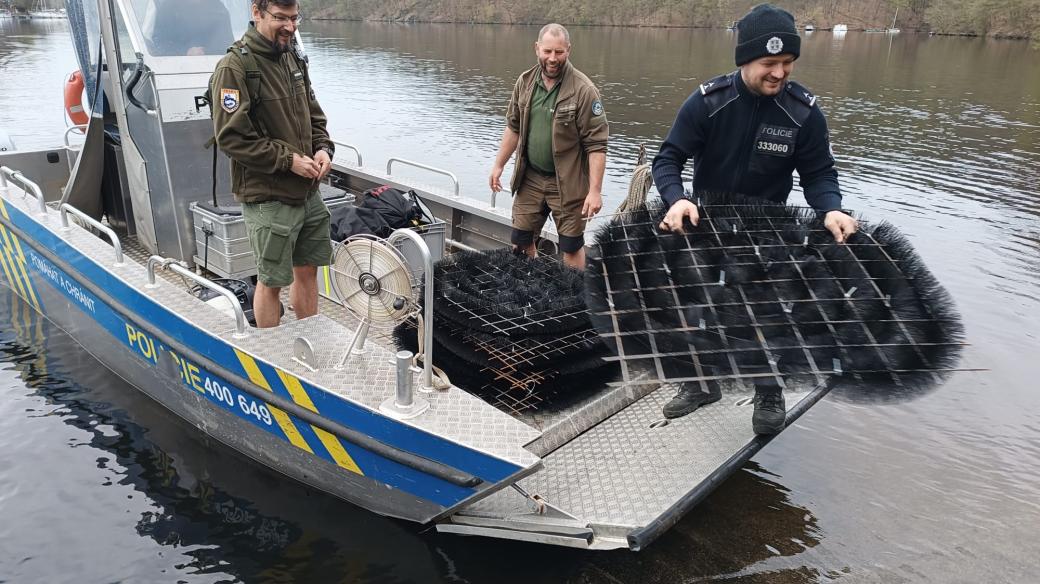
[506, 61, 608, 203]
[210, 25, 333, 204]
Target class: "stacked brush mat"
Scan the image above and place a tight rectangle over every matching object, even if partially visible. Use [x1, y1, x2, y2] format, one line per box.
[584, 194, 965, 402]
[394, 248, 620, 415]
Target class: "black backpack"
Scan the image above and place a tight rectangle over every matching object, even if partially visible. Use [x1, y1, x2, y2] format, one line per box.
[329, 205, 389, 242]
[329, 186, 434, 242]
[358, 186, 433, 231]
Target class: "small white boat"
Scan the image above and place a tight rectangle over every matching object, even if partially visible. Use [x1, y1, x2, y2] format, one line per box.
[833, 24, 848, 33]
[805, 25, 815, 32]
[29, 0, 66, 19]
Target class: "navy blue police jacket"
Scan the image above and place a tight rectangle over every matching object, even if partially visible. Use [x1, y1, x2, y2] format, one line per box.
[652, 71, 842, 213]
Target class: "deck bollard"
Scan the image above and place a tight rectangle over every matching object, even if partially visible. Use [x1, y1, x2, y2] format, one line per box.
[396, 350, 414, 408]
[380, 350, 430, 419]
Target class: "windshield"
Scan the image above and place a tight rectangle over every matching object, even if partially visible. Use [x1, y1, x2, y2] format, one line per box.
[132, 0, 253, 57]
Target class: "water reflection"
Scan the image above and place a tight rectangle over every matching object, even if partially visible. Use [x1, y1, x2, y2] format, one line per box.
[0, 288, 442, 582]
[0, 289, 825, 582]
[430, 463, 830, 584]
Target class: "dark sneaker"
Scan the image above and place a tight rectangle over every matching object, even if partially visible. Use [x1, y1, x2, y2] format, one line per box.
[752, 388, 786, 435]
[662, 382, 722, 419]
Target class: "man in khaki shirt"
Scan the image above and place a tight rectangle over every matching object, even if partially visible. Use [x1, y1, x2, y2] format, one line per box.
[489, 24, 609, 270]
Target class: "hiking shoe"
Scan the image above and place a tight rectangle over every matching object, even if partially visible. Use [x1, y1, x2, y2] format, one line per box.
[662, 382, 722, 419]
[752, 388, 786, 435]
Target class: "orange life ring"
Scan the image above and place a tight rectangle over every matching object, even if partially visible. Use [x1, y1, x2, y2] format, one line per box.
[64, 70, 88, 126]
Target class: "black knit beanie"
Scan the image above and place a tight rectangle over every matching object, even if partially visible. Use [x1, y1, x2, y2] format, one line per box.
[735, 4, 801, 66]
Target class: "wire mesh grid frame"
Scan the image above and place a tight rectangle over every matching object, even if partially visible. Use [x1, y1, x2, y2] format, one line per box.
[586, 197, 965, 395]
[395, 248, 619, 416]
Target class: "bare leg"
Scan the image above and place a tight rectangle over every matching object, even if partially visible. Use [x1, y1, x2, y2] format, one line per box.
[290, 265, 319, 319]
[253, 282, 283, 328]
[562, 247, 586, 270]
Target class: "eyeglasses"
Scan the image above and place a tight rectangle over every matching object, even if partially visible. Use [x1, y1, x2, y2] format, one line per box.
[264, 9, 303, 24]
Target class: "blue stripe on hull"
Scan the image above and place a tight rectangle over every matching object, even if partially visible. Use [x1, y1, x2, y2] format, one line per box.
[0, 200, 524, 510]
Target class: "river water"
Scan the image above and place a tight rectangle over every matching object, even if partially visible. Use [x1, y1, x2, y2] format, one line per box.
[1, 18, 1039, 583]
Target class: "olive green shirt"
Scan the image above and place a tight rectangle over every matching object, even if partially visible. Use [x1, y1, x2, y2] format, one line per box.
[525, 76, 560, 174]
[210, 24, 334, 205]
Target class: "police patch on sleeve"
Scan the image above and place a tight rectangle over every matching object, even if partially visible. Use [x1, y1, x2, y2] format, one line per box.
[220, 88, 240, 113]
[591, 100, 604, 117]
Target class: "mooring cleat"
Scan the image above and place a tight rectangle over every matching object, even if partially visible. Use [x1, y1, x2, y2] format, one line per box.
[662, 382, 722, 419]
[752, 388, 786, 434]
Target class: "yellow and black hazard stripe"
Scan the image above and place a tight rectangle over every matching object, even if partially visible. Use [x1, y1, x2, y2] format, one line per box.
[234, 349, 364, 475]
[0, 204, 42, 311]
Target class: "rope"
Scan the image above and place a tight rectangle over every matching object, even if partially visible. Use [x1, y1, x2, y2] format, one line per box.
[415, 312, 453, 390]
[615, 144, 654, 217]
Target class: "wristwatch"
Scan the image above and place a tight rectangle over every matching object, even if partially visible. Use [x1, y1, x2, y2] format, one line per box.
[319, 145, 334, 159]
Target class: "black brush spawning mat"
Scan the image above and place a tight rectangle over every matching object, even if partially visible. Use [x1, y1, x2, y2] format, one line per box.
[585, 194, 965, 402]
[395, 248, 619, 415]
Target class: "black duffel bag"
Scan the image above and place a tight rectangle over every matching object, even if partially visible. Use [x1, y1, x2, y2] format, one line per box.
[329, 205, 390, 242]
[359, 185, 433, 230]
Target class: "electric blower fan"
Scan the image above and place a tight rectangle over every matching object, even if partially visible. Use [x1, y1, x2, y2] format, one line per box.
[329, 234, 418, 364]
[326, 231, 441, 400]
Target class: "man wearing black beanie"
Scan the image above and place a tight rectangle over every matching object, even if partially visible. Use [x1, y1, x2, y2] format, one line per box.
[651, 4, 858, 432]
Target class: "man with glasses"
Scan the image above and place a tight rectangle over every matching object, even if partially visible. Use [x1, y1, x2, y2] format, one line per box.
[211, 0, 335, 328]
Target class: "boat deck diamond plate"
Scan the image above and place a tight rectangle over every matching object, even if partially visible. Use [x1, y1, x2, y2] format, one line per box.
[229, 313, 541, 466]
[461, 382, 810, 531]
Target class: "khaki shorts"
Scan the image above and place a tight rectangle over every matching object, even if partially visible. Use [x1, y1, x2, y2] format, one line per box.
[512, 171, 587, 245]
[242, 192, 332, 287]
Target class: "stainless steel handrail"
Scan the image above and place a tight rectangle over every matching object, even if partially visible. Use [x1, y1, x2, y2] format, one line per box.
[332, 140, 363, 167]
[386, 228, 435, 391]
[145, 255, 179, 286]
[0, 166, 47, 214]
[386, 157, 460, 199]
[146, 255, 248, 337]
[60, 203, 124, 265]
[63, 124, 89, 149]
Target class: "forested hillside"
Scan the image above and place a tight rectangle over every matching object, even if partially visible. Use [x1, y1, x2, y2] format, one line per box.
[300, 0, 1039, 39]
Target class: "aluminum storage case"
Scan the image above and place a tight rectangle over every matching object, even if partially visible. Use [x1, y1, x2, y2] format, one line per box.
[191, 189, 354, 279]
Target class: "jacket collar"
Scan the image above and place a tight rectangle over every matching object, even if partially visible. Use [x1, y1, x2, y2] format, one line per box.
[734, 70, 785, 103]
[243, 22, 283, 61]
[528, 61, 577, 102]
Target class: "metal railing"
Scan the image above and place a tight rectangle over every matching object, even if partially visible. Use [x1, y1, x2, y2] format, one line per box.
[386, 228, 436, 391]
[332, 140, 363, 167]
[63, 124, 89, 149]
[60, 203, 124, 265]
[146, 255, 248, 338]
[386, 157, 460, 199]
[0, 166, 47, 214]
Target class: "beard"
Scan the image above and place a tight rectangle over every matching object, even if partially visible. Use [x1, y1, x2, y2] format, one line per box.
[268, 34, 293, 54]
[540, 59, 564, 79]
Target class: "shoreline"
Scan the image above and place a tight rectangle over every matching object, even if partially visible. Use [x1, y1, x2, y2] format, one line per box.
[306, 18, 1033, 40]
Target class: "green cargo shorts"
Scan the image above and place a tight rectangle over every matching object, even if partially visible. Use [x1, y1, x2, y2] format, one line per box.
[242, 192, 332, 288]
